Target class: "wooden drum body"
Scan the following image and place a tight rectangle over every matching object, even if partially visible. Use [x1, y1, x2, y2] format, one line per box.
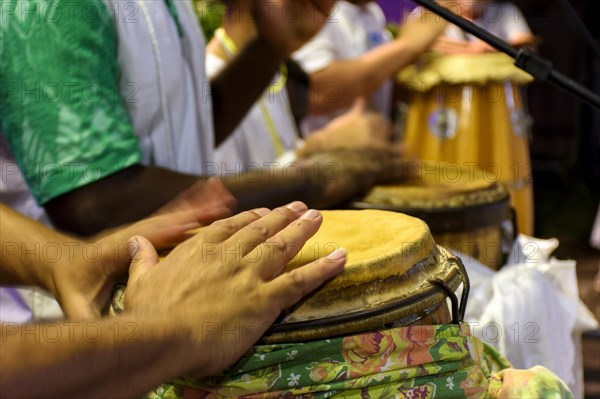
[397, 52, 534, 235]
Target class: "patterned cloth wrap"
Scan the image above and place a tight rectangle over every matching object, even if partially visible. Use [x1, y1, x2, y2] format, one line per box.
[145, 324, 572, 398]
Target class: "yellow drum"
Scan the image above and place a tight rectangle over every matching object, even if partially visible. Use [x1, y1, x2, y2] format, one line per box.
[111, 210, 469, 344]
[397, 52, 534, 235]
[352, 162, 514, 270]
[263, 209, 469, 344]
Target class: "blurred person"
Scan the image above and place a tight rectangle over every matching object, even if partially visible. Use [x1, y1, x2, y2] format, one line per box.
[0, 202, 346, 398]
[205, 0, 393, 169]
[432, 0, 536, 54]
[292, 0, 449, 134]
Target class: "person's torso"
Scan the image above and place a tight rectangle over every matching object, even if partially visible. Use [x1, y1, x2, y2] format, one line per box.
[107, 0, 214, 174]
[206, 52, 299, 173]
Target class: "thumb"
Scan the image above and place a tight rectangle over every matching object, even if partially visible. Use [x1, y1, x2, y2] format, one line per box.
[351, 96, 367, 114]
[127, 236, 159, 281]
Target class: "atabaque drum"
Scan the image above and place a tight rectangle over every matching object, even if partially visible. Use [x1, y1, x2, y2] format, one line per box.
[396, 52, 534, 235]
[352, 161, 513, 270]
[111, 210, 469, 344]
[263, 209, 469, 344]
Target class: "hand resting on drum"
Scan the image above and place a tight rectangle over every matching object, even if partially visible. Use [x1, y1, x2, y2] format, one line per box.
[124, 202, 346, 378]
[0, 202, 345, 398]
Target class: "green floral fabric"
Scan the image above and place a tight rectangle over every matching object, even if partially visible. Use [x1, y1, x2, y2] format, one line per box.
[145, 324, 572, 398]
[1, 0, 141, 204]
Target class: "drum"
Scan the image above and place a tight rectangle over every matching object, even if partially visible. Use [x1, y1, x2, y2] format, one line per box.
[110, 209, 469, 345]
[396, 52, 534, 235]
[351, 161, 514, 270]
[263, 209, 469, 344]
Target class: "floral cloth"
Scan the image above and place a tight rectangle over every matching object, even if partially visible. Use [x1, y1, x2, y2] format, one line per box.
[146, 324, 572, 398]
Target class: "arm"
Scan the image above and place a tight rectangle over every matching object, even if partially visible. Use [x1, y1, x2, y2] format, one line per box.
[0, 317, 189, 399]
[306, 9, 448, 114]
[210, 0, 334, 145]
[1, 203, 346, 398]
[0, 204, 227, 320]
[210, 35, 287, 146]
[44, 165, 204, 235]
[43, 162, 316, 234]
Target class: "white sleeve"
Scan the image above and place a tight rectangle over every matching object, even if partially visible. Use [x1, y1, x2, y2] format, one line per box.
[205, 52, 227, 79]
[499, 2, 532, 41]
[292, 24, 338, 73]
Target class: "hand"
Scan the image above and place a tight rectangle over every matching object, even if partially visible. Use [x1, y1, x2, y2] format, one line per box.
[155, 177, 237, 218]
[432, 36, 495, 54]
[299, 98, 394, 157]
[304, 149, 416, 208]
[123, 202, 346, 377]
[253, 0, 335, 56]
[52, 208, 230, 320]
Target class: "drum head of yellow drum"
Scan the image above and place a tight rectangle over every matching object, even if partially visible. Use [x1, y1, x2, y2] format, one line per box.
[263, 210, 468, 344]
[359, 161, 507, 209]
[397, 52, 534, 91]
[351, 162, 511, 234]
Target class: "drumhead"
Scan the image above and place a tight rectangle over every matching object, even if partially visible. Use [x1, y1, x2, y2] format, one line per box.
[351, 162, 511, 233]
[262, 210, 468, 343]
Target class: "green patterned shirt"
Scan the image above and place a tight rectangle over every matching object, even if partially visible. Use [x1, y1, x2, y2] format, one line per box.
[1, 0, 142, 204]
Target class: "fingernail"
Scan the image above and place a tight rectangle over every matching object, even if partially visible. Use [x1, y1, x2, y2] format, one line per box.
[286, 201, 308, 213]
[254, 208, 270, 217]
[301, 209, 321, 220]
[128, 238, 139, 257]
[326, 248, 347, 261]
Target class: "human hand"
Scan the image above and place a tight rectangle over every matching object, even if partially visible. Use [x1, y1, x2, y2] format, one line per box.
[123, 202, 346, 377]
[52, 207, 230, 320]
[155, 177, 237, 218]
[432, 36, 495, 54]
[253, 0, 335, 56]
[304, 149, 416, 208]
[299, 98, 393, 157]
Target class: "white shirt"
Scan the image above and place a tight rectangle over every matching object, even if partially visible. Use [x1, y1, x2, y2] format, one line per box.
[108, 0, 214, 174]
[205, 54, 299, 173]
[443, 2, 532, 42]
[293, 0, 393, 134]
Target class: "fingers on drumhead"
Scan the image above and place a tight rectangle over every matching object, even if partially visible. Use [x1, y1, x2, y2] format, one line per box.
[246, 209, 324, 280]
[269, 249, 346, 310]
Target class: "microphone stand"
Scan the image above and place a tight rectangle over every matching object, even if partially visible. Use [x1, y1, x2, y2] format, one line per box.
[410, 0, 600, 109]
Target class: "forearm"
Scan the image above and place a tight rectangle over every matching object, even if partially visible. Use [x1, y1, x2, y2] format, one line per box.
[44, 165, 199, 236]
[221, 159, 323, 211]
[0, 316, 190, 398]
[309, 19, 447, 114]
[0, 205, 75, 289]
[211, 35, 286, 146]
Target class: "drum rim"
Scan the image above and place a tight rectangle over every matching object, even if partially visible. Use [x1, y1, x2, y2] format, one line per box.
[263, 247, 466, 343]
[350, 195, 511, 233]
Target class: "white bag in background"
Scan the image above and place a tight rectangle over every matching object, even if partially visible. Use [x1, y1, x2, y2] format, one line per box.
[457, 235, 599, 398]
